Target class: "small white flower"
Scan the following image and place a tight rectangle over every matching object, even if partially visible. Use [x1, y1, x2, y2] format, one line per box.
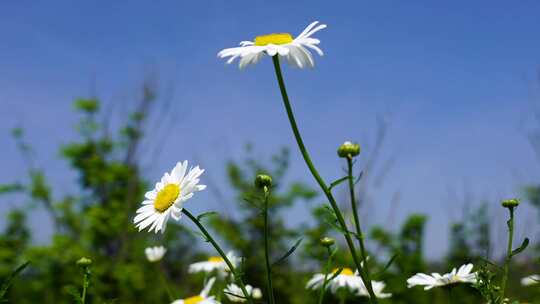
[224, 283, 262, 302]
[171, 277, 220, 304]
[306, 268, 364, 294]
[218, 21, 326, 69]
[145, 246, 166, 262]
[521, 274, 540, 286]
[188, 252, 240, 277]
[134, 161, 206, 233]
[357, 280, 392, 299]
[407, 263, 477, 290]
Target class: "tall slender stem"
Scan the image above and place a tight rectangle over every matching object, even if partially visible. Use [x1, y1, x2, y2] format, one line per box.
[263, 189, 276, 304]
[346, 157, 375, 292]
[501, 207, 515, 299]
[318, 247, 333, 304]
[81, 272, 89, 304]
[271, 55, 378, 303]
[158, 264, 174, 301]
[182, 209, 253, 304]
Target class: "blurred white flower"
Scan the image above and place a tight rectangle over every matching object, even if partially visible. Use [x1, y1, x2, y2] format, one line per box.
[134, 161, 206, 233]
[145, 246, 166, 263]
[521, 274, 540, 286]
[306, 268, 363, 294]
[218, 21, 326, 69]
[358, 280, 392, 299]
[188, 252, 240, 277]
[407, 263, 476, 290]
[171, 277, 219, 304]
[224, 283, 262, 302]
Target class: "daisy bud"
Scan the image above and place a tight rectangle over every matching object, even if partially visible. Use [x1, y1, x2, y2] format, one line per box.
[337, 141, 360, 158]
[255, 174, 272, 190]
[320, 237, 335, 247]
[501, 198, 519, 209]
[76, 257, 92, 267]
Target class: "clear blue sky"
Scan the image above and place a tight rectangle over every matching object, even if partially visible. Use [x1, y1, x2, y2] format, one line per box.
[1, 1, 540, 258]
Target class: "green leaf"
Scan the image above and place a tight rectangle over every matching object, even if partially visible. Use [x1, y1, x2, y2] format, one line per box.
[272, 238, 303, 266]
[329, 176, 348, 190]
[197, 211, 218, 221]
[65, 286, 83, 304]
[373, 252, 399, 279]
[511, 238, 529, 257]
[0, 183, 24, 195]
[327, 268, 343, 282]
[0, 261, 30, 300]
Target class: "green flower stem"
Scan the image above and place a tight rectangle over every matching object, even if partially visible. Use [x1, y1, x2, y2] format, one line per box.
[346, 157, 375, 292]
[501, 207, 515, 299]
[271, 55, 378, 303]
[158, 264, 174, 301]
[318, 247, 333, 304]
[182, 209, 253, 304]
[80, 267, 90, 304]
[263, 188, 276, 304]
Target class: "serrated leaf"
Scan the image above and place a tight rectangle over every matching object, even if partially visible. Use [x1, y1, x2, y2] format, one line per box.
[0, 261, 30, 300]
[329, 176, 348, 190]
[197, 211, 218, 221]
[272, 238, 303, 266]
[511, 238, 529, 257]
[373, 252, 399, 279]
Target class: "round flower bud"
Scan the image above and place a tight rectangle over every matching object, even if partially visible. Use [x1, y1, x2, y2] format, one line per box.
[501, 198, 519, 209]
[255, 174, 272, 189]
[337, 141, 360, 158]
[320, 237, 335, 247]
[76, 257, 92, 267]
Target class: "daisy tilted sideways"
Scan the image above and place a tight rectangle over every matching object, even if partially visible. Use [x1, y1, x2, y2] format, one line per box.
[407, 263, 477, 290]
[171, 277, 219, 304]
[306, 268, 364, 294]
[134, 161, 206, 233]
[218, 21, 326, 69]
[188, 251, 240, 277]
[224, 283, 262, 302]
[145, 246, 166, 262]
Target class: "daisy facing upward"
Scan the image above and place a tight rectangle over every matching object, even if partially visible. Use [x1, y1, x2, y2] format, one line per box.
[133, 161, 206, 233]
[218, 21, 326, 69]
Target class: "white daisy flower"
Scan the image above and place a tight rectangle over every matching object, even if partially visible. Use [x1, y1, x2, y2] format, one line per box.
[407, 263, 477, 290]
[521, 274, 540, 286]
[171, 277, 220, 304]
[306, 267, 364, 294]
[358, 280, 392, 299]
[218, 21, 326, 69]
[134, 161, 206, 233]
[224, 283, 262, 302]
[145, 246, 166, 262]
[188, 252, 240, 277]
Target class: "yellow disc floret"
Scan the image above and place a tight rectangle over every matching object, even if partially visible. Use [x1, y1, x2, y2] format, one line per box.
[333, 267, 354, 276]
[154, 184, 180, 213]
[184, 295, 204, 304]
[254, 33, 293, 46]
[208, 256, 224, 263]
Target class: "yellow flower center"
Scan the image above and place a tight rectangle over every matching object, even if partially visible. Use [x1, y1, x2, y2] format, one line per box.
[208, 256, 224, 263]
[154, 184, 180, 213]
[184, 295, 204, 304]
[333, 267, 354, 276]
[254, 33, 293, 46]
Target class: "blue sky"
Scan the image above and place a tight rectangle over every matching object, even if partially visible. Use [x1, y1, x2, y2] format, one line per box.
[1, 1, 540, 258]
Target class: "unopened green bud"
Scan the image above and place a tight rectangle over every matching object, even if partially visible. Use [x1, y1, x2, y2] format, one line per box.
[337, 141, 360, 158]
[320, 237, 335, 247]
[501, 198, 519, 209]
[76, 257, 92, 267]
[255, 174, 272, 189]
